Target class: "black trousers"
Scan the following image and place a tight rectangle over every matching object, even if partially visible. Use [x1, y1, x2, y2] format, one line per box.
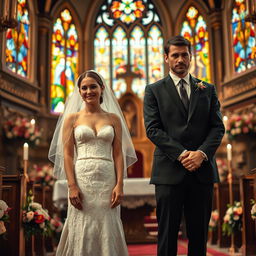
[155, 173, 213, 256]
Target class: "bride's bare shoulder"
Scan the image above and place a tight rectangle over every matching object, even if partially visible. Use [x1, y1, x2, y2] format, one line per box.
[64, 113, 79, 126]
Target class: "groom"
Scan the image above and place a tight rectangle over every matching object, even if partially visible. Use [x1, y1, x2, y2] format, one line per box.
[143, 35, 224, 256]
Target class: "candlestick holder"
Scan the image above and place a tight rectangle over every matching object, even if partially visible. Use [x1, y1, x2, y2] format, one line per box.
[227, 158, 237, 255]
[19, 158, 30, 256]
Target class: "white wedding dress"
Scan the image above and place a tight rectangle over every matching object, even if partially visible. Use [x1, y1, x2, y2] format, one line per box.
[56, 125, 129, 256]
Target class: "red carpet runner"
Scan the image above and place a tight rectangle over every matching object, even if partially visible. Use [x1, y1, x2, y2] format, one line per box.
[128, 242, 229, 256]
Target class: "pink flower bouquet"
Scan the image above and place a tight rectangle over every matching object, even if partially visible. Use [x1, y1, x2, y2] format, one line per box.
[222, 201, 242, 236]
[3, 117, 42, 145]
[22, 190, 52, 239]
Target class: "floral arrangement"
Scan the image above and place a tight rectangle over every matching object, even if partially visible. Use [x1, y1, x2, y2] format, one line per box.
[226, 108, 256, 140]
[22, 190, 52, 239]
[251, 199, 256, 220]
[216, 158, 228, 182]
[3, 117, 42, 145]
[0, 200, 11, 236]
[222, 201, 243, 236]
[50, 214, 63, 244]
[195, 81, 206, 91]
[209, 209, 219, 231]
[30, 164, 56, 187]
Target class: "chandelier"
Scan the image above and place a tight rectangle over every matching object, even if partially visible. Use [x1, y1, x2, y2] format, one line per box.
[0, 0, 18, 32]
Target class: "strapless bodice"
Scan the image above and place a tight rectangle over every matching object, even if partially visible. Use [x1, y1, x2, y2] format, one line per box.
[74, 125, 114, 161]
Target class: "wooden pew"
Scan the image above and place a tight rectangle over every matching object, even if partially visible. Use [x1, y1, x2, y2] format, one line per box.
[215, 182, 241, 248]
[240, 174, 256, 255]
[0, 174, 22, 256]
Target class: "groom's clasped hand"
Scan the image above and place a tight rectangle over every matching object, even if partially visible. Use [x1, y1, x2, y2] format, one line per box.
[180, 150, 205, 172]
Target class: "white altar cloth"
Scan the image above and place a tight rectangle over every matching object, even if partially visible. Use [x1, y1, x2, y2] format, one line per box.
[53, 178, 156, 209]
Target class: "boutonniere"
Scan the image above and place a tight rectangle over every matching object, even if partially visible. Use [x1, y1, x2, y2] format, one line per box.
[195, 81, 206, 91]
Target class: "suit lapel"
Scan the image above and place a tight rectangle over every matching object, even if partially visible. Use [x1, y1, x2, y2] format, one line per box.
[163, 75, 187, 119]
[188, 75, 200, 122]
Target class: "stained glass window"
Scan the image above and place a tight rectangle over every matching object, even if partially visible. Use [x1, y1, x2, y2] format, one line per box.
[51, 9, 78, 113]
[110, 0, 145, 25]
[112, 26, 128, 98]
[94, 27, 110, 86]
[94, 0, 163, 99]
[6, 0, 30, 77]
[148, 25, 164, 84]
[181, 6, 211, 82]
[130, 26, 146, 98]
[232, 0, 256, 73]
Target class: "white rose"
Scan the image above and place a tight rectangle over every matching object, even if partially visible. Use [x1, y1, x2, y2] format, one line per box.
[30, 202, 42, 210]
[26, 211, 34, 222]
[0, 200, 8, 211]
[227, 207, 233, 215]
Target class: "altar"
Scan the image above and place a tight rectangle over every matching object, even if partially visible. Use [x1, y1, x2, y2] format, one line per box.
[53, 178, 157, 243]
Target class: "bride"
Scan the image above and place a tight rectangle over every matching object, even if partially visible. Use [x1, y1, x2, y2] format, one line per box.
[49, 70, 137, 256]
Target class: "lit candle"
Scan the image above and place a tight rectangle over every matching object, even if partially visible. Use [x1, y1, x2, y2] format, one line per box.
[30, 119, 35, 132]
[23, 143, 29, 161]
[227, 144, 232, 161]
[223, 116, 228, 129]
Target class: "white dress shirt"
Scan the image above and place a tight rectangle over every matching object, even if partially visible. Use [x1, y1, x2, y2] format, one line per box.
[169, 72, 191, 99]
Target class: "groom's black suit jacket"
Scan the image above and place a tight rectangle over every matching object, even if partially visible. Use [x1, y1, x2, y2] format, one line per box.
[144, 75, 225, 185]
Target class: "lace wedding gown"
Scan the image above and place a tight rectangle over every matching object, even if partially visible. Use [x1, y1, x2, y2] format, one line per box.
[56, 125, 129, 256]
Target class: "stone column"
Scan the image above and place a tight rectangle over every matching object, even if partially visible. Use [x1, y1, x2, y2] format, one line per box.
[209, 11, 224, 99]
[37, 16, 52, 113]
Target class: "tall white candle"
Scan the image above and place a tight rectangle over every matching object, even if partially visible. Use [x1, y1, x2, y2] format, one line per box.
[30, 119, 35, 132]
[227, 144, 232, 161]
[223, 116, 228, 129]
[23, 143, 29, 161]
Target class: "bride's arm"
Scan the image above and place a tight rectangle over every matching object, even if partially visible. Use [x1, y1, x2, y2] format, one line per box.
[63, 114, 83, 210]
[111, 114, 124, 208]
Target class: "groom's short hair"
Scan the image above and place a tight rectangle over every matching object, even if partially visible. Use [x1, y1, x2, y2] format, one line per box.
[164, 35, 191, 55]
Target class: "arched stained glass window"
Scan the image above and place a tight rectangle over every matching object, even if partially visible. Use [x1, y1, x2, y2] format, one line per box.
[130, 26, 146, 98]
[181, 6, 211, 82]
[232, 0, 256, 73]
[112, 26, 128, 98]
[51, 9, 78, 114]
[148, 25, 164, 84]
[94, 27, 110, 86]
[6, 0, 30, 77]
[94, 0, 164, 99]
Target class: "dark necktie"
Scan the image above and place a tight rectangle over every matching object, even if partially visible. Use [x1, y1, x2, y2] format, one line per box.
[179, 79, 189, 111]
